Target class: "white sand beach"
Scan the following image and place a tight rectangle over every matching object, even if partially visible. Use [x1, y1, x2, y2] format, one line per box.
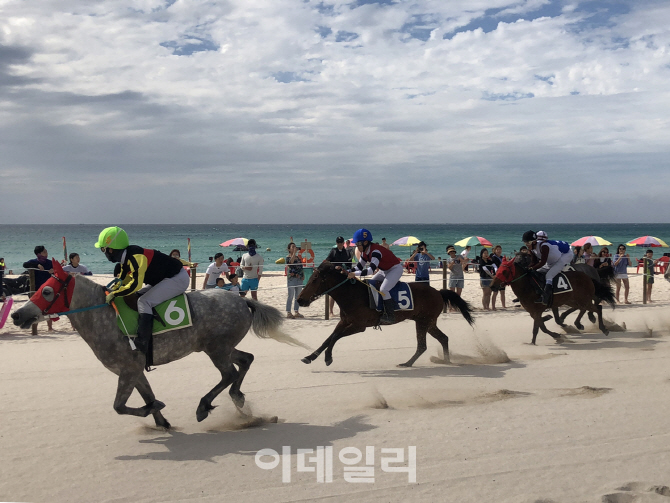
[1, 268, 670, 503]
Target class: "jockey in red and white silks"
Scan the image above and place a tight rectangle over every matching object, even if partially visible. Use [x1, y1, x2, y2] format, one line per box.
[349, 229, 403, 301]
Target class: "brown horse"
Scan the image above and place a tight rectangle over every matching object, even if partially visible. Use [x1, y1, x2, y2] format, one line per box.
[490, 254, 615, 344]
[296, 261, 475, 367]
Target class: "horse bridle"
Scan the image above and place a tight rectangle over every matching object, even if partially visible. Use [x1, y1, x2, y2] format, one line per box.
[306, 270, 352, 303]
[41, 274, 73, 315]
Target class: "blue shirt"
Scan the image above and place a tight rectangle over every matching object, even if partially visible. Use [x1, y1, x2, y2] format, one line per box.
[612, 254, 631, 274]
[415, 253, 431, 279]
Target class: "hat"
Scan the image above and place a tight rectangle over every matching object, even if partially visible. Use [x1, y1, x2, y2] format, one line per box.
[446, 245, 456, 254]
[336, 236, 344, 243]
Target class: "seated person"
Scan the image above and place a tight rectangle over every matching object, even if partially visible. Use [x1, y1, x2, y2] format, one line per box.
[62, 253, 93, 275]
[214, 274, 241, 293]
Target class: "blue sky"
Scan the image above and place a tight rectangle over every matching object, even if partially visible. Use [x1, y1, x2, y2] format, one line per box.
[0, 0, 668, 223]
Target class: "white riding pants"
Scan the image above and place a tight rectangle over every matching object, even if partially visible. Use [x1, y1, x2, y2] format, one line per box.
[369, 263, 404, 300]
[538, 253, 573, 285]
[137, 268, 190, 314]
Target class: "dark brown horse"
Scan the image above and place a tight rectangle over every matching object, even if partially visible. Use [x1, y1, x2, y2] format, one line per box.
[490, 254, 615, 344]
[296, 261, 475, 367]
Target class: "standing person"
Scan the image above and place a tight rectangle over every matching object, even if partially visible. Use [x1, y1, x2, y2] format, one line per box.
[62, 253, 92, 275]
[460, 245, 472, 272]
[202, 253, 230, 289]
[582, 243, 596, 267]
[95, 226, 189, 357]
[490, 244, 506, 310]
[0, 257, 5, 302]
[348, 228, 403, 324]
[446, 245, 465, 298]
[612, 244, 633, 304]
[240, 239, 264, 300]
[643, 249, 658, 303]
[409, 241, 434, 283]
[476, 248, 495, 310]
[381, 238, 390, 250]
[325, 236, 353, 316]
[169, 249, 198, 268]
[285, 242, 305, 318]
[23, 246, 55, 331]
[593, 247, 613, 281]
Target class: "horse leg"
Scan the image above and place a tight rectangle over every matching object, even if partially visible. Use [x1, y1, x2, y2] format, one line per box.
[228, 349, 254, 409]
[587, 310, 597, 324]
[323, 326, 366, 366]
[197, 348, 240, 422]
[399, 322, 429, 368]
[574, 309, 586, 330]
[595, 304, 609, 336]
[113, 370, 165, 419]
[531, 316, 540, 345]
[135, 373, 171, 429]
[425, 324, 451, 365]
[301, 334, 334, 364]
[556, 307, 577, 326]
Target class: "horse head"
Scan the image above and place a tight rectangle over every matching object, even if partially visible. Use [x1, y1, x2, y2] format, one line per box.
[490, 257, 518, 291]
[297, 261, 344, 307]
[11, 258, 75, 329]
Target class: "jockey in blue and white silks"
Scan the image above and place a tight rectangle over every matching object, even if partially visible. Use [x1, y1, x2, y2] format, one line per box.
[348, 228, 403, 324]
[522, 230, 572, 304]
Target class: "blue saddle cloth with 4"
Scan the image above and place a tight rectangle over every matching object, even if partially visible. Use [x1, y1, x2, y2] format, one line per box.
[367, 280, 414, 311]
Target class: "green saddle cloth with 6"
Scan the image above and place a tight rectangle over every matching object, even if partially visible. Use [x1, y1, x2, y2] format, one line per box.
[114, 293, 193, 337]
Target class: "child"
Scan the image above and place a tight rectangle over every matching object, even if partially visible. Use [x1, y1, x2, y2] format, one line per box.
[643, 249, 659, 302]
[214, 274, 241, 294]
[62, 253, 93, 275]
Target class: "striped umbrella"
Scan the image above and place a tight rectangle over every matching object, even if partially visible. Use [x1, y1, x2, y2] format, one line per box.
[626, 236, 669, 248]
[454, 236, 493, 248]
[220, 237, 249, 247]
[570, 236, 612, 247]
[391, 236, 421, 246]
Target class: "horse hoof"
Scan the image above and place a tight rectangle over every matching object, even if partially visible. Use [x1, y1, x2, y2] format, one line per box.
[397, 362, 412, 368]
[325, 358, 333, 366]
[301, 357, 312, 364]
[196, 404, 216, 422]
[575, 324, 584, 330]
[156, 418, 171, 430]
[602, 329, 610, 336]
[231, 392, 246, 409]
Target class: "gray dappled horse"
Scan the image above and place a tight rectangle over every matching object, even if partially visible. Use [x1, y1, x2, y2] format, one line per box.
[11, 259, 304, 429]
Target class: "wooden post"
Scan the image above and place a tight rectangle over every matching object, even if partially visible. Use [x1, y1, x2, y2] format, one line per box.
[190, 267, 197, 292]
[29, 269, 37, 335]
[642, 258, 648, 304]
[442, 266, 448, 313]
[324, 294, 329, 320]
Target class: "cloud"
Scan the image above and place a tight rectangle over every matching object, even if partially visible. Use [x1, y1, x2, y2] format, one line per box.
[0, 0, 669, 223]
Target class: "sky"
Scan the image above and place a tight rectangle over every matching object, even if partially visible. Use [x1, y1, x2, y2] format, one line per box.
[1, 0, 669, 224]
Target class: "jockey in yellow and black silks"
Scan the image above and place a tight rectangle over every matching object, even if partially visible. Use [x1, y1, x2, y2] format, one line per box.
[95, 226, 189, 356]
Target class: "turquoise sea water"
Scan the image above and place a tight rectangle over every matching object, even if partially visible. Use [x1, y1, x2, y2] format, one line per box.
[1, 224, 669, 274]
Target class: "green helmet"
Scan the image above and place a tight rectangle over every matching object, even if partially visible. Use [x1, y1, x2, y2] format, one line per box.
[94, 226, 129, 249]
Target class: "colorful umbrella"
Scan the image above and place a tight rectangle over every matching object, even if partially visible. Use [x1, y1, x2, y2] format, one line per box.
[454, 236, 493, 248]
[626, 236, 669, 248]
[570, 236, 612, 247]
[220, 237, 249, 247]
[391, 236, 421, 246]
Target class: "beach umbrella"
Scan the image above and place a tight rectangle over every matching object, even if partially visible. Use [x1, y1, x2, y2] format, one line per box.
[626, 236, 669, 248]
[391, 236, 421, 246]
[454, 236, 493, 248]
[220, 237, 249, 247]
[570, 236, 612, 247]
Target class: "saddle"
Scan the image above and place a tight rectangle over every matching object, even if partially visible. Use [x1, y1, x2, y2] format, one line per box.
[366, 280, 414, 312]
[113, 293, 193, 337]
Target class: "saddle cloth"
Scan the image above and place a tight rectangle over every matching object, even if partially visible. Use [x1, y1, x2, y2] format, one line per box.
[367, 280, 414, 312]
[114, 293, 193, 337]
[552, 272, 573, 295]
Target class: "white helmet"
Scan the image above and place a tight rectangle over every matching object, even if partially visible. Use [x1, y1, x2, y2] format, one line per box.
[536, 231, 548, 242]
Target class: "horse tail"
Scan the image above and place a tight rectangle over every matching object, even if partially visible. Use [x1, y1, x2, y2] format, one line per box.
[592, 279, 616, 309]
[598, 266, 615, 284]
[244, 299, 311, 349]
[440, 290, 475, 326]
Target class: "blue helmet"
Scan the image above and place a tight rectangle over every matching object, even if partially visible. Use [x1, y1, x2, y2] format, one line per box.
[352, 228, 372, 244]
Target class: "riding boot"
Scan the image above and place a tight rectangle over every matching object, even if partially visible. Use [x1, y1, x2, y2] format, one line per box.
[542, 284, 553, 306]
[380, 298, 396, 325]
[135, 313, 154, 355]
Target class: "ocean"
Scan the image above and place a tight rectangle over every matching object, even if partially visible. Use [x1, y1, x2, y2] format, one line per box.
[1, 223, 669, 274]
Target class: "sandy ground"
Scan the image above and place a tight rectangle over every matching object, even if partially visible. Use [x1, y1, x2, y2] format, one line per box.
[1, 268, 670, 503]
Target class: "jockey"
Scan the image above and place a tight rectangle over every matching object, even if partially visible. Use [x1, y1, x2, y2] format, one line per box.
[95, 226, 189, 356]
[348, 228, 403, 324]
[522, 230, 572, 305]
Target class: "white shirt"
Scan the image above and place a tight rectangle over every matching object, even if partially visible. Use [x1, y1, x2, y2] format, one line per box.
[204, 262, 230, 285]
[63, 264, 91, 275]
[240, 253, 264, 279]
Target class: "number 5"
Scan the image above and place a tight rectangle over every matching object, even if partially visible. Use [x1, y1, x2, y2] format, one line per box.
[397, 291, 410, 309]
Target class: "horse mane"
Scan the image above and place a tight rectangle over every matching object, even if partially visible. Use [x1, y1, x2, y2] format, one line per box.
[70, 274, 107, 308]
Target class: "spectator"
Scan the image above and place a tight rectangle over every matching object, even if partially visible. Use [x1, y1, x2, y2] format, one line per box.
[325, 236, 352, 316]
[612, 244, 633, 304]
[202, 253, 230, 289]
[460, 245, 472, 272]
[381, 238, 390, 250]
[215, 274, 241, 293]
[643, 249, 659, 303]
[593, 247, 613, 281]
[490, 244, 506, 310]
[23, 245, 54, 331]
[582, 243, 596, 267]
[437, 256, 442, 269]
[572, 246, 585, 265]
[62, 253, 92, 275]
[0, 257, 5, 302]
[169, 249, 198, 268]
[476, 248, 495, 310]
[285, 242, 305, 318]
[446, 245, 465, 298]
[409, 241, 434, 283]
[240, 239, 264, 300]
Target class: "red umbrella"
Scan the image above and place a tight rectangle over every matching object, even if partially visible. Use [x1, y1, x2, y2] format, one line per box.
[626, 236, 668, 248]
[220, 237, 249, 247]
